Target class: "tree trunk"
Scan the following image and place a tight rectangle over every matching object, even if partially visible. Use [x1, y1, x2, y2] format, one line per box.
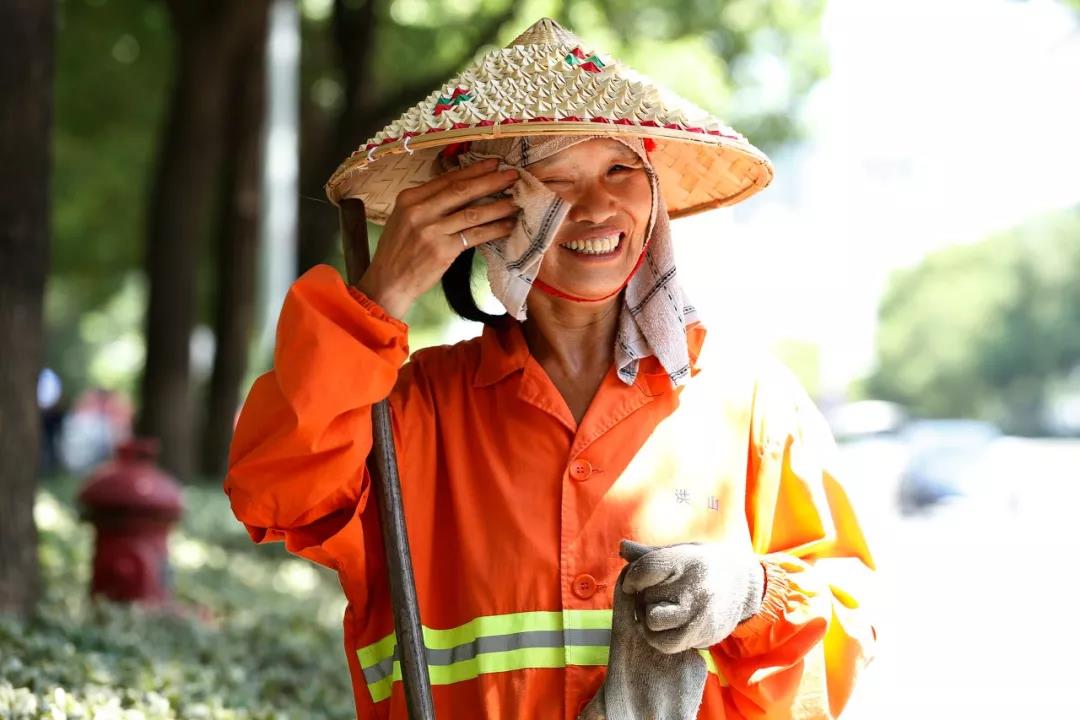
[199, 5, 269, 478]
[297, 2, 519, 274]
[138, 2, 267, 481]
[0, 0, 53, 616]
[297, 0, 379, 274]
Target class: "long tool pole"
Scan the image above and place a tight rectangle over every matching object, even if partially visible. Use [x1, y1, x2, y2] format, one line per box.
[340, 199, 436, 719]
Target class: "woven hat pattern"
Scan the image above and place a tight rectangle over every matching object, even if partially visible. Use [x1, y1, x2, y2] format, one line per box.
[326, 18, 773, 224]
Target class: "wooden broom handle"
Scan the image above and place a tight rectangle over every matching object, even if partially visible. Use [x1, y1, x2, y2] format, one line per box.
[340, 198, 436, 720]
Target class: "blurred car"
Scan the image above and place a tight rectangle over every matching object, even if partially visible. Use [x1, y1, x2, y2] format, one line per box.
[826, 399, 908, 443]
[898, 419, 1003, 515]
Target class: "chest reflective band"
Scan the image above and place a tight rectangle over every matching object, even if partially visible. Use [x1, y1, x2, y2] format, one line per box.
[358, 609, 726, 703]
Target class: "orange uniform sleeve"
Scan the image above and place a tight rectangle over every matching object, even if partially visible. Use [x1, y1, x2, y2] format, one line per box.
[710, 358, 878, 719]
[223, 264, 410, 583]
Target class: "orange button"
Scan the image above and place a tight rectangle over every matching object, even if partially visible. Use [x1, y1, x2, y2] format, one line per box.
[569, 458, 593, 482]
[572, 573, 597, 599]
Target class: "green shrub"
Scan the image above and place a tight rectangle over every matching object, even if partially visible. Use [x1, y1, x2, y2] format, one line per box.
[0, 482, 356, 719]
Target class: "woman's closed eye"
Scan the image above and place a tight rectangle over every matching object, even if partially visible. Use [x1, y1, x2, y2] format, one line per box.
[539, 165, 640, 185]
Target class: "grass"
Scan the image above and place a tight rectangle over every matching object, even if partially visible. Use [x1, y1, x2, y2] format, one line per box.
[0, 476, 356, 720]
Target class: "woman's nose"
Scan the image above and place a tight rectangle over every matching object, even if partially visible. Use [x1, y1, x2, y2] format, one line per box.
[565, 180, 617, 224]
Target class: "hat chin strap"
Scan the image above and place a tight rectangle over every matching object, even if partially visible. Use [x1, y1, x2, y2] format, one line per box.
[531, 235, 651, 303]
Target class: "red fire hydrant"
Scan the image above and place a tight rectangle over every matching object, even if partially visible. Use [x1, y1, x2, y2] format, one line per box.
[78, 438, 184, 604]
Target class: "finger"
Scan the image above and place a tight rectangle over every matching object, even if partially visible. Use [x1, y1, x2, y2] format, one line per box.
[436, 198, 519, 236]
[644, 601, 692, 633]
[619, 539, 656, 563]
[642, 625, 695, 655]
[402, 157, 500, 205]
[610, 566, 639, 630]
[457, 217, 517, 248]
[417, 168, 520, 223]
[639, 582, 680, 608]
[621, 549, 683, 595]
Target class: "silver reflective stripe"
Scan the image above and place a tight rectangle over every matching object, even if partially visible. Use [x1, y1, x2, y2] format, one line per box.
[361, 628, 612, 685]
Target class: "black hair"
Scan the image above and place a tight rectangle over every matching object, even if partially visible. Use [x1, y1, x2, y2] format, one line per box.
[441, 247, 509, 327]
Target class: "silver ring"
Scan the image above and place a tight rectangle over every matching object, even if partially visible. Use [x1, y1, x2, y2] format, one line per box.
[459, 231, 468, 248]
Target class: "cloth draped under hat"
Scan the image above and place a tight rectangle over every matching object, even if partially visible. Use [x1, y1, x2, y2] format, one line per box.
[447, 134, 701, 388]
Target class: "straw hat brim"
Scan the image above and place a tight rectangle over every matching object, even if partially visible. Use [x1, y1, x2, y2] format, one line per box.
[324, 19, 774, 225]
[326, 122, 773, 225]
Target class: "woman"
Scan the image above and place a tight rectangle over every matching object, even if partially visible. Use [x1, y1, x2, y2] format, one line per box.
[225, 18, 875, 720]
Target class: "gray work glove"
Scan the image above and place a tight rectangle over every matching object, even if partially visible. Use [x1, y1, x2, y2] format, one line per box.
[577, 541, 708, 720]
[577, 541, 765, 720]
[620, 539, 765, 654]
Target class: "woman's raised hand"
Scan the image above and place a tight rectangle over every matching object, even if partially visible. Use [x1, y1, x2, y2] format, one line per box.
[354, 158, 520, 320]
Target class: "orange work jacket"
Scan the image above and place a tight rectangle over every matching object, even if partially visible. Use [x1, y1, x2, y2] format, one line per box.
[224, 265, 877, 719]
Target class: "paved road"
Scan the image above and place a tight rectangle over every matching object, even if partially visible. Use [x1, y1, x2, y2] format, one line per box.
[838, 438, 1080, 719]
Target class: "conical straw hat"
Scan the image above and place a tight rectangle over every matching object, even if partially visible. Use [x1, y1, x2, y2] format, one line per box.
[325, 17, 773, 224]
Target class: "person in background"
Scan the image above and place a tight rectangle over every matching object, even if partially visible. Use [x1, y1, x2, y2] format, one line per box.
[37, 367, 65, 474]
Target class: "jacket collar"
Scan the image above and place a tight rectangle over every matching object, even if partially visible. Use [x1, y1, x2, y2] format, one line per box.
[473, 320, 530, 387]
[473, 319, 707, 391]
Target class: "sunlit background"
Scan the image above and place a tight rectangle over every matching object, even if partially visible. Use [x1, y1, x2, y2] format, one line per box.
[7, 0, 1080, 716]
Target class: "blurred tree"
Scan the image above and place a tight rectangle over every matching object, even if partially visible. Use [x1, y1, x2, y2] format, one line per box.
[771, 338, 822, 398]
[297, 0, 519, 277]
[199, 7, 271, 478]
[867, 208, 1080, 434]
[295, 0, 830, 279]
[47, 0, 171, 397]
[138, 0, 270, 481]
[51, 0, 171, 305]
[0, 0, 52, 615]
[51, 0, 830, 479]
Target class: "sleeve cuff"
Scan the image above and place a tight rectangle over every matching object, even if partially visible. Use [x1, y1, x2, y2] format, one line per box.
[730, 557, 790, 640]
[347, 285, 409, 335]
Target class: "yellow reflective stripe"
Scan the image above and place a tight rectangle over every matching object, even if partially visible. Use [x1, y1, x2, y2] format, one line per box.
[358, 608, 728, 703]
[697, 648, 728, 686]
[566, 645, 609, 666]
[367, 650, 725, 703]
[428, 646, 566, 684]
[365, 648, 569, 703]
[564, 608, 615, 629]
[367, 669, 397, 704]
[421, 610, 566, 649]
[357, 631, 396, 668]
[360, 610, 612, 664]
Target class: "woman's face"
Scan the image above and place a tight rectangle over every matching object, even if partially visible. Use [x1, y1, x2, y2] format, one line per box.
[528, 138, 652, 300]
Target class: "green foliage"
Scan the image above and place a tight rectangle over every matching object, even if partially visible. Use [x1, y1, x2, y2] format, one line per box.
[45, 272, 147, 398]
[359, 0, 828, 152]
[1, 479, 354, 719]
[50, 0, 830, 399]
[770, 338, 822, 398]
[48, 0, 171, 397]
[52, 0, 171, 296]
[867, 208, 1080, 434]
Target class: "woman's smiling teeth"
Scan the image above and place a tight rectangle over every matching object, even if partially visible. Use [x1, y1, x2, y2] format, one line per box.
[560, 233, 622, 255]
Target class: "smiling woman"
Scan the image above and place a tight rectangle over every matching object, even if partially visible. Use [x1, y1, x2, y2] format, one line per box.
[433, 132, 688, 423]
[225, 16, 876, 720]
[437, 136, 656, 328]
[528, 139, 652, 298]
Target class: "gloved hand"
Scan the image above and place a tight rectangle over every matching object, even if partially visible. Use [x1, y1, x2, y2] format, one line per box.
[577, 542, 708, 720]
[620, 539, 766, 655]
[577, 541, 766, 720]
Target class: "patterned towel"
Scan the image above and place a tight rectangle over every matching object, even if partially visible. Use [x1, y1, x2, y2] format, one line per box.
[451, 134, 699, 388]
